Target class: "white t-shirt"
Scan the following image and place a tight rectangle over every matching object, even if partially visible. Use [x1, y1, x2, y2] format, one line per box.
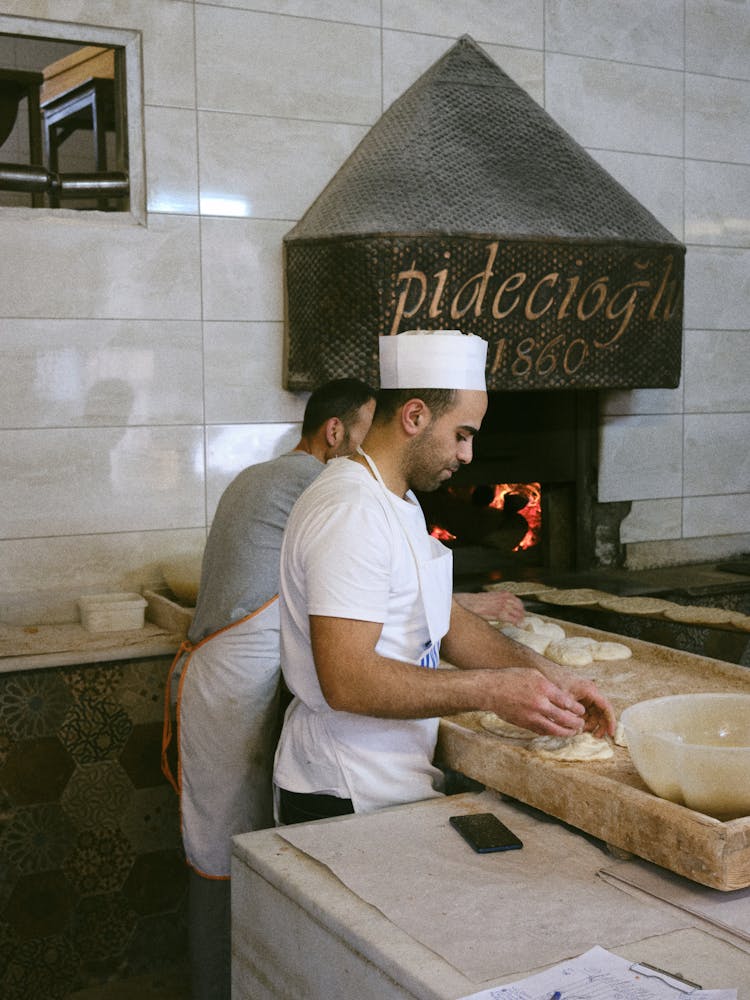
[274, 457, 450, 812]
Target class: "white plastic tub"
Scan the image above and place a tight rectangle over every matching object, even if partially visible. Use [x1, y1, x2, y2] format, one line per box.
[78, 592, 147, 633]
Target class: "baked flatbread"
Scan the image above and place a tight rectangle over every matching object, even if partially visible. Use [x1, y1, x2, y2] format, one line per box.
[529, 732, 614, 761]
[597, 596, 674, 616]
[483, 581, 552, 596]
[728, 614, 750, 632]
[479, 712, 535, 740]
[536, 588, 613, 606]
[663, 604, 740, 626]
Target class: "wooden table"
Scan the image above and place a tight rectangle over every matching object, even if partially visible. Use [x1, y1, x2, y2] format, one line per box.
[437, 619, 750, 890]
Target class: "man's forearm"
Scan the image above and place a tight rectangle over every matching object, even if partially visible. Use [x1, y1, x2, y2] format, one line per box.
[442, 599, 546, 673]
[310, 615, 589, 734]
[322, 651, 503, 719]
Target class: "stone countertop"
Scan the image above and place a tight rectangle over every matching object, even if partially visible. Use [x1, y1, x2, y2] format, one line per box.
[0, 620, 182, 673]
[231, 790, 750, 999]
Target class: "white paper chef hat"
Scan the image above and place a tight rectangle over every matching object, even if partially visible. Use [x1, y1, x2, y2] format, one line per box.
[379, 330, 488, 390]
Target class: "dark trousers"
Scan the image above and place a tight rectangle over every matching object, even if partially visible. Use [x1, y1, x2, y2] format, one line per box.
[188, 870, 230, 1000]
[278, 787, 355, 825]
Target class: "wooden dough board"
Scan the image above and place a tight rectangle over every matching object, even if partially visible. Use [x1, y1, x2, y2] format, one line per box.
[436, 619, 750, 891]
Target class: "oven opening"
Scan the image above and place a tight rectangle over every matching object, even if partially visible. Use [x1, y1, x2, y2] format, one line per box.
[423, 482, 542, 557]
[413, 389, 613, 582]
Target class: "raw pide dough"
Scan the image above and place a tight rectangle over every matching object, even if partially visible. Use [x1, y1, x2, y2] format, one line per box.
[498, 614, 633, 667]
[529, 732, 614, 761]
[480, 714, 617, 760]
[501, 625, 551, 655]
[520, 615, 566, 641]
[479, 712, 535, 740]
[544, 639, 594, 667]
[592, 641, 632, 661]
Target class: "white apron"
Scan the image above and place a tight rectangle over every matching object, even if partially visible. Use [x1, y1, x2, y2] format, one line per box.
[162, 596, 281, 878]
[276, 451, 453, 815]
[358, 448, 453, 666]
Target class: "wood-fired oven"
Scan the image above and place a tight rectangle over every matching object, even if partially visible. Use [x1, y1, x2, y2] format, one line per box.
[415, 389, 608, 580]
[282, 35, 684, 574]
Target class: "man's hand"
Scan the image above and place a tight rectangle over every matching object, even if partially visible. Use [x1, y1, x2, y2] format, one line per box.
[531, 660, 616, 738]
[453, 590, 525, 625]
[480, 666, 588, 736]
[308, 614, 615, 739]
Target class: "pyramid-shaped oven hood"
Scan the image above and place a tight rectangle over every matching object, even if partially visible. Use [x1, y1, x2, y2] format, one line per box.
[283, 35, 684, 391]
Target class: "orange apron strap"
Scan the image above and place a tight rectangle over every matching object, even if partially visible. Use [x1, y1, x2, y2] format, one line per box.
[161, 638, 193, 793]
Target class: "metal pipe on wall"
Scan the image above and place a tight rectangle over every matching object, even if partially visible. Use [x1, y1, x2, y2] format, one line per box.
[0, 161, 128, 198]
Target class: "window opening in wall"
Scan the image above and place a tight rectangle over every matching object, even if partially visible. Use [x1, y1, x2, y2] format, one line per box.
[0, 32, 129, 211]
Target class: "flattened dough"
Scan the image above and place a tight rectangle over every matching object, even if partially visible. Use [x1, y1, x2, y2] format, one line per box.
[520, 615, 566, 641]
[479, 712, 535, 740]
[529, 731, 614, 761]
[544, 638, 594, 667]
[501, 625, 550, 655]
[592, 641, 632, 661]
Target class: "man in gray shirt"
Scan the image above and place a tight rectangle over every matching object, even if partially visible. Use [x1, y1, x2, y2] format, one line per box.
[163, 378, 376, 1000]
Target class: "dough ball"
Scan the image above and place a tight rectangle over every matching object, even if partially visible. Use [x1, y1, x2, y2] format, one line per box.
[520, 616, 566, 641]
[544, 639, 594, 667]
[502, 625, 550, 655]
[529, 732, 614, 761]
[479, 713, 535, 740]
[592, 641, 632, 661]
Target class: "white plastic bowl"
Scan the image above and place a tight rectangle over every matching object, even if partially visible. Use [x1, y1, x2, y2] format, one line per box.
[621, 693, 750, 820]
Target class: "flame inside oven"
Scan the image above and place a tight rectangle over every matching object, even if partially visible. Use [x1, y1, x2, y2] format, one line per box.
[427, 482, 542, 552]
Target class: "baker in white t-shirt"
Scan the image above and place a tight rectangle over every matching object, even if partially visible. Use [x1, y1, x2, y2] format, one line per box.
[273, 330, 615, 824]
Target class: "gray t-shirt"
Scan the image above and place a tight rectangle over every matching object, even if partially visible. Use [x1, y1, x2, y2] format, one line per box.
[188, 450, 323, 642]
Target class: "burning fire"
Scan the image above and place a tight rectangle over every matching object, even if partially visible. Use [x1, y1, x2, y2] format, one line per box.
[427, 482, 542, 552]
[489, 482, 541, 551]
[430, 525, 456, 542]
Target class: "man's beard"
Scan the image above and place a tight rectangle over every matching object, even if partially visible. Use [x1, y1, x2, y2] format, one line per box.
[405, 432, 457, 493]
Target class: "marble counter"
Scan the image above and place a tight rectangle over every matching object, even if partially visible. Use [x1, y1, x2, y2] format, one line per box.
[0, 619, 181, 672]
[231, 790, 750, 999]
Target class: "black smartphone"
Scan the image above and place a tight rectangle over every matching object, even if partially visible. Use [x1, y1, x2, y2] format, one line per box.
[449, 813, 523, 853]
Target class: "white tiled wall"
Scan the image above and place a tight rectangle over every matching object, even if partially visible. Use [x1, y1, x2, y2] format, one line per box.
[0, 0, 748, 622]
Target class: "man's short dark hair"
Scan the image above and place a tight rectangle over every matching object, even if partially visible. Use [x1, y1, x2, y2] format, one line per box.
[302, 378, 376, 435]
[373, 388, 457, 424]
